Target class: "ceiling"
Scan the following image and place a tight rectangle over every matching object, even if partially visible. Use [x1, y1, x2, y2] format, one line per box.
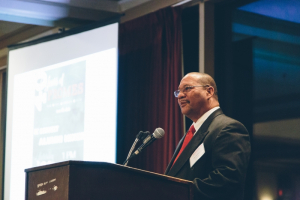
[0, 0, 208, 67]
[2, 0, 298, 68]
[0, 0, 149, 28]
[239, 0, 300, 24]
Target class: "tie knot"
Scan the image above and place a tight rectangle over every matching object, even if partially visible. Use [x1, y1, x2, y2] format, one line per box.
[189, 125, 196, 134]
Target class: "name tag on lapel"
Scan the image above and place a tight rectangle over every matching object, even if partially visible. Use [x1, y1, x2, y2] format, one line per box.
[190, 143, 205, 168]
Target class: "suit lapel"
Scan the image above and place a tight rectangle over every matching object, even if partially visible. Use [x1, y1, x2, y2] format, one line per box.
[164, 136, 185, 174]
[166, 108, 223, 176]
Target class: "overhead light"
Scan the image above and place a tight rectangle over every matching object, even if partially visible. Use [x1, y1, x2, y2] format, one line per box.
[260, 194, 273, 200]
[172, 0, 193, 7]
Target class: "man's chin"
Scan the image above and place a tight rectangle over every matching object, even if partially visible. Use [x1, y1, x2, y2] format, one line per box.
[180, 108, 190, 116]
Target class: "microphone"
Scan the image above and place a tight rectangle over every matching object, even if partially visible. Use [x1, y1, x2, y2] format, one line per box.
[123, 128, 165, 165]
[137, 131, 150, 141]
[136, 128, 164, 154]
[124, 131, 150, 166]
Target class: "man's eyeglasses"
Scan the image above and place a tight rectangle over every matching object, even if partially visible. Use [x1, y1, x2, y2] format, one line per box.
[174, 85, 209, 97]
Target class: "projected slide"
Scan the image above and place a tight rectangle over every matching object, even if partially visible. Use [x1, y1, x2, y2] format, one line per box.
[32, 61, 86, 166]
[10, 49, 117, 200]
[5, 22, 118, 200]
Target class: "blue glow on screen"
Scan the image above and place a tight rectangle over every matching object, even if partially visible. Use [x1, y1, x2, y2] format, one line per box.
[239, 0, 300, 24]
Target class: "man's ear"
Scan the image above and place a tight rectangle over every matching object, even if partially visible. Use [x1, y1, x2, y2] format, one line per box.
[206, 86, 214, 99]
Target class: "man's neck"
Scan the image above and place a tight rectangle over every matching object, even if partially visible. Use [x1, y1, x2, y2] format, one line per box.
[190, 102, 219, 122]
[193, 106, 220, 131]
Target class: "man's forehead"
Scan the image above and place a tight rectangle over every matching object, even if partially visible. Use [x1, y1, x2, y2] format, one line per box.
[178, 75, 198, 88]
[182, 74, 200, 82]
[178, 83, 189, 89]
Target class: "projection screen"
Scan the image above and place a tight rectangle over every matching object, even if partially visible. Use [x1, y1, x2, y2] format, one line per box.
[4, 22, 118, 200]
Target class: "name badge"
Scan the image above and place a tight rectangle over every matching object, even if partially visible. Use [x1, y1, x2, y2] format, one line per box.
[190, 143, 205, 168]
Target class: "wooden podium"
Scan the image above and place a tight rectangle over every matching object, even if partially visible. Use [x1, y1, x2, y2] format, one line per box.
[25, 161, 195, 200]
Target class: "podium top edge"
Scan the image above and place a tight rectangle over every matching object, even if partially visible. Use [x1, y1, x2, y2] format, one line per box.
[25, 160, 114, 172]
[24, 160, 193, 185]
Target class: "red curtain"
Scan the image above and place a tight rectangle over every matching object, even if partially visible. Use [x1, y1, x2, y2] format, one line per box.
[117, 7, 183, 174]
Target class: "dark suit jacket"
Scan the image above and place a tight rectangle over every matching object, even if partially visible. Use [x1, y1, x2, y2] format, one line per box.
[165, 108, 251, 200]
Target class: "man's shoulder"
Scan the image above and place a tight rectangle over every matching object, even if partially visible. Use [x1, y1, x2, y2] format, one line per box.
[211, 112, 248, 132]
[215, 113, 239, 123]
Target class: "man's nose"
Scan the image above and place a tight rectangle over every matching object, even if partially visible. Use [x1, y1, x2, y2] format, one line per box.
[177, 90, 185, 99]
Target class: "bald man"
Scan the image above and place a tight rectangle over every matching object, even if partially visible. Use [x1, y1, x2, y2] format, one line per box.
[165, 72, 251, 200]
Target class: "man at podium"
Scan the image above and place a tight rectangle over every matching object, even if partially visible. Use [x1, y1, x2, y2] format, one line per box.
[165, 72, 251, 200]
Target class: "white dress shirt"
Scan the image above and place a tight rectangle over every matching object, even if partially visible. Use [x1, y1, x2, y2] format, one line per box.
[192, 106, 220, 135]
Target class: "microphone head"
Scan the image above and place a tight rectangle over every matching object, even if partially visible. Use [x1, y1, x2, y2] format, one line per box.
[153, 128, 165, 139]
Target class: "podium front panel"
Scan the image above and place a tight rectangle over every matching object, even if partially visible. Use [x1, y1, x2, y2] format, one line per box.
[26, 165, 69, 200]
[68, 163, 193, 200]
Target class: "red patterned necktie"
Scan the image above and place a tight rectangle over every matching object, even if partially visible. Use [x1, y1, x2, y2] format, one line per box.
[172, 125, 196, 166]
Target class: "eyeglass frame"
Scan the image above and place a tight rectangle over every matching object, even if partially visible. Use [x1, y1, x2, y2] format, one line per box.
[174, 85, 210, 97]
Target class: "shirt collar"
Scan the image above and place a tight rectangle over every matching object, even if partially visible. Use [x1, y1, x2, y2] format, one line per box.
[192, 106, 220, 135]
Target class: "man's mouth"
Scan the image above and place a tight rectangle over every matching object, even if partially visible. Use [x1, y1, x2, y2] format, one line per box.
[179, 100, 189, 107]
